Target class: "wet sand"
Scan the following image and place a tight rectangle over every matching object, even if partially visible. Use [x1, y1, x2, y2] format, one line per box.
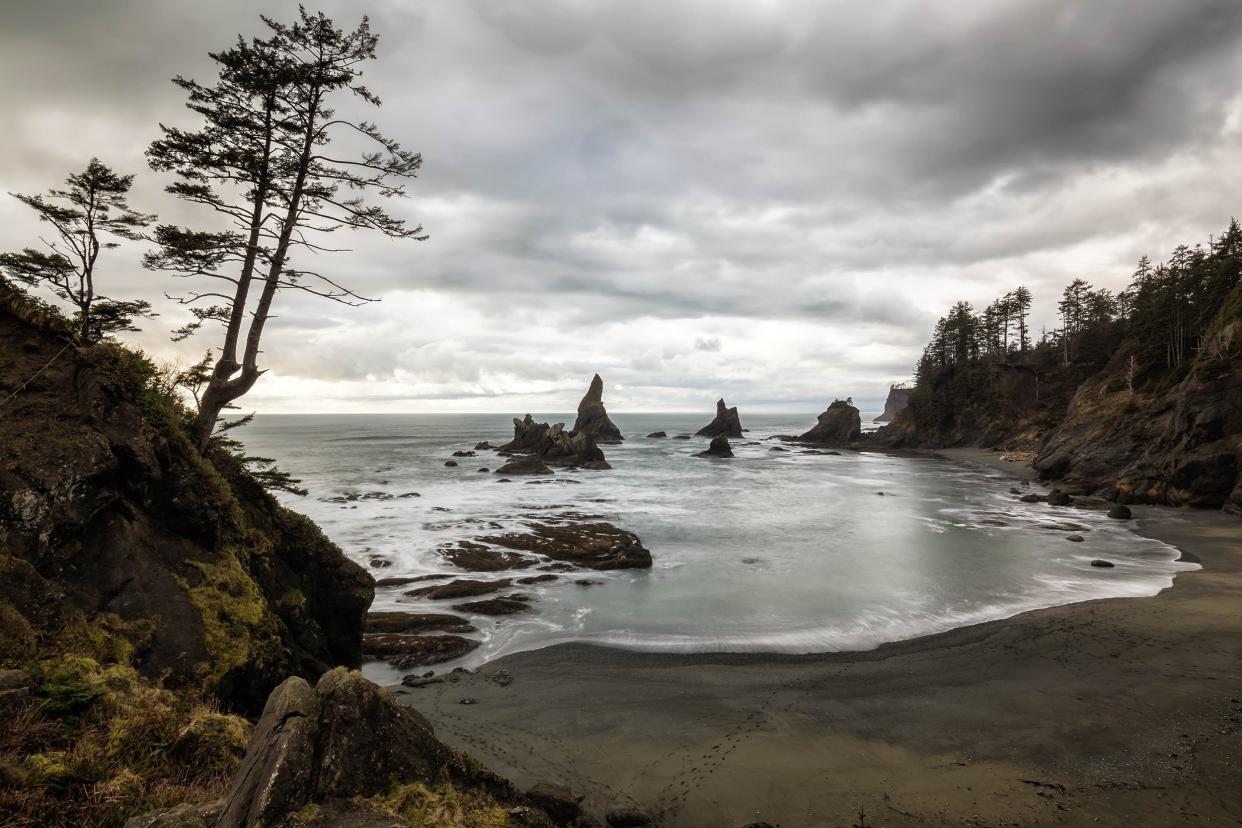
[395, 499, 1242, 826]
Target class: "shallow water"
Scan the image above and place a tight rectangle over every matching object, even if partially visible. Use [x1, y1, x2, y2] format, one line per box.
[239, 412, 1195, 681]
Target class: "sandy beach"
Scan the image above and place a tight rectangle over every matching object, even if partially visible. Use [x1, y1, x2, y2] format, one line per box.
[393, 463, 1242, 827]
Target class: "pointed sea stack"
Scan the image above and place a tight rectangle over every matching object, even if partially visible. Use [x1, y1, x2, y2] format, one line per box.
[572, 373, 623, 443]
[696, 398, 743, 437]
[800, 399, 862, 445]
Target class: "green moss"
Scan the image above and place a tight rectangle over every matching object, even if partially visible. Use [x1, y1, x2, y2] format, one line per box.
[292, 803, 323, 824]
[32, 655, 107, 715]
[26, 752, 73, 784]
[182, 556, 275, 688]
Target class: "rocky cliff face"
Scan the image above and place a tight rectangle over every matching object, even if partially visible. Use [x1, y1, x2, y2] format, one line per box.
[1034, 297, 1242, 512]
[799, 400, 862, 445]
[874, 385, 912, 423]
[571, 373, 623, 443]
[695, 398, 743, 437]
[0, 286, 373, 714]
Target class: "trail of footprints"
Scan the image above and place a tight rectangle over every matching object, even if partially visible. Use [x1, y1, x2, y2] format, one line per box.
[652, 683, 805, 823]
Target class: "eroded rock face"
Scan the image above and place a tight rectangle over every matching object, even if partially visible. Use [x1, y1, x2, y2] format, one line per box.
[696, 398, 743, 437]
[572, 374, 623, 443]
[215, 671, 452, 828]
[799, 400, 862, 445]
[695, 436, 734, 458]
[1034, 323, 1242, 512]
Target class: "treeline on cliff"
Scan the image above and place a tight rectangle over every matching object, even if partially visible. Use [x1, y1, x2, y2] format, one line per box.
[881, 220, 1242, 511]
[890, 219, 1242, 447]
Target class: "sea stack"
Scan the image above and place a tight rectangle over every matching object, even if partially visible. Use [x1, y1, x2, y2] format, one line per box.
[498, 415, 610, 469]
[695, 435, 734, 458]
[696, 398, 743, 437]
[799, 399, 862, 445]
[572, 373, 624, 443]
[874, 384, 912, 423]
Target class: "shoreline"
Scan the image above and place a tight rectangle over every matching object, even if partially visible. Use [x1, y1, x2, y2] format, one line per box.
[393, 465, 1242, 826]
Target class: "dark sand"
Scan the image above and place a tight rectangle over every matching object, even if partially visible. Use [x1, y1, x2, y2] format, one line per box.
[394, 467, 1241, 827]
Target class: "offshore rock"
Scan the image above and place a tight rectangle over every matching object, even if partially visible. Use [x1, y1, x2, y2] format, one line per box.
[799, 400, 862, 445]
[695, 435, 734, 458]
[696, 398, 743, 438]
[499, 415, 611, 470]
[572, 373, 624, 443]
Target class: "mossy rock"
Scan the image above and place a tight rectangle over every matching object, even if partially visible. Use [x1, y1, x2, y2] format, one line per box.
[32, 655, 108, 715]
[0, 603, 37, 666]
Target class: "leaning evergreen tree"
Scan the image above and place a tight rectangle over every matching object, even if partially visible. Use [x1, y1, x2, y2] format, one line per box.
[145, 8, 425, 450]
[0, 158, 155, 341]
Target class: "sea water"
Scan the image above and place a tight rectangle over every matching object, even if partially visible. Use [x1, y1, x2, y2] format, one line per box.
[238, 412, 1195, 681]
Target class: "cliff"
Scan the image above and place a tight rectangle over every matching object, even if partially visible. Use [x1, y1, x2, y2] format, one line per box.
[0, 284, 376, 825]
[873, 385, 912, 423]
[1034, 283, 1242, 512]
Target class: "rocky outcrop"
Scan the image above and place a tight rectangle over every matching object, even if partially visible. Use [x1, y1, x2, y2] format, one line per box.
[696, 398, 743, 437]
[695, 436, 734, 458]
[0, 286, 371, 714]
[1034, 295, 1242, 512]
[495, 456, 554, 476]
[799, 400, 862, 445]
[129, 670, 589, 828]
[499, 415, 610, 470]
[572, 374, 623, 443]
[874, 385, 912, 423]
[481, 522, 653, 570]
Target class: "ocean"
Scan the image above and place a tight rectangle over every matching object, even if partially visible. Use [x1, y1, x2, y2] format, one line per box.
[238, 412, 1195, 683]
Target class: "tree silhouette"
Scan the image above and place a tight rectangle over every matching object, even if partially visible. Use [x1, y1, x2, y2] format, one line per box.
[0, 159, 155, 341]
[146, 8, 426, 449]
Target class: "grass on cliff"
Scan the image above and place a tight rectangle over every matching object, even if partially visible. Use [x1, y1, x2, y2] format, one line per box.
[0, 628, 251, 828]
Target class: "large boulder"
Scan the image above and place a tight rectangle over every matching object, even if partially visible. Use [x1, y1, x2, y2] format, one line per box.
[696, 398, 743, 437]
[572, 374, 623, 443]
[695, 436, 734, 458]
[136, 669, 579, 828]
[799, 400, 862, 445]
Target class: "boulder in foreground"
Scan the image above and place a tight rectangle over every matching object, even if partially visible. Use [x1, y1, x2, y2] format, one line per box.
[696, 398, 744, 437]
[132, 669, 576, 828]
[799, 399, 862, 445]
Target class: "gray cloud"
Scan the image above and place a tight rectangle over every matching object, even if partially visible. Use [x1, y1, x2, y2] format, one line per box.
[1, 0, 1240, 412]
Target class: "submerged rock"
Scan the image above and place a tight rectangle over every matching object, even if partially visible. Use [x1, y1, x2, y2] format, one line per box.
[572, 373, 624, 443]
[646, 431, 667, 438]
[364, 612, 475, 635]
[695, 435, 734, 458]
[494, 456, 554, 476]
[362, 633, 480, 666]
[799, 399, 862, 445]
[696, 398, 744, 437]
[451, 595, 533, 616]
[438, 541, 535, 572]
[482, 522, 652, 570]
[1091, 559, 1116, 568]
[404, 578, 512, 600]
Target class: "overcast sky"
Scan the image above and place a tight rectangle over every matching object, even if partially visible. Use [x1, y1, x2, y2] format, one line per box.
[3, 0, 1241, 413]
